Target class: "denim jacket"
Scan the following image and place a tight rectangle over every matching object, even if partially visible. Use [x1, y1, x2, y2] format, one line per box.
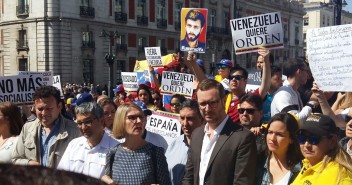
[256, 157, 301, 185]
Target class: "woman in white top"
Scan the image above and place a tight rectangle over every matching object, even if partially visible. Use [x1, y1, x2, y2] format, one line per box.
[0, 102, 24, 163]
[332, 92, 352, 122]
[256, 112, 303, 185]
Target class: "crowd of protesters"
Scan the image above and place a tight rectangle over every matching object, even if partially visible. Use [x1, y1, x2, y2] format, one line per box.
[1, 49, 352, 185]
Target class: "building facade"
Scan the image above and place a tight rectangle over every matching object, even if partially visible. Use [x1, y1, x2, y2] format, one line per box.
[303, 0, 352, 56]
[0, 0, 305, 85]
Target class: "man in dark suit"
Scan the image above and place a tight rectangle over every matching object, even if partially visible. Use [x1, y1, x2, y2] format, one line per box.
[183, 79, 257, 185]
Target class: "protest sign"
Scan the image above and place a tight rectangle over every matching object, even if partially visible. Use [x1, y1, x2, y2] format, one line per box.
[52, 75, 63, 96]
[307, 24, 352, 91]
[121, 72, 138, 92]
[180, 8, 208, 53]
[134, 54, 174, 72]
[220, 78, 230, 91]
[146, 111, 181, 145]
[246, 69, 261, 92]
[145, 47, 163, 67]
[230, 12, 283, 55]
[0, 73, 51, 104]
[161, 71, 194, 97]
[18, 71, 53, 86]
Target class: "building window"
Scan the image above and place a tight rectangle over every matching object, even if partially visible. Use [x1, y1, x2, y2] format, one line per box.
[115, 0, 124, 12]
[137, 0, 146, 16]
[116, 35, 127, 52]
[223, 11, 229, 33]
[17, 0, 29, 16]
[82, 31, 95, 48]
[327, 17, 330, 26]
[116, 60, 125, 84]
[18, 58, 28, 71]
[304, 17, 309, 26]
[157, 0, 165, 19]
[138, 37, 147, 52]
[174, 3, 182, 30]
[81, 0, 91, 7]
[210, 9, 216, 27]
[158, 39, 167, 55]
[17, 29, 28, 51]
[83, 59, 93, 83]
[323, 15, 325, 25]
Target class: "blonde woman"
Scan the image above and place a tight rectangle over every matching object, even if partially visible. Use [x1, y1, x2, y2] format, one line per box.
[291, 114, 352, 185]
[101, 103, 170, 185]
[332, 92, 352, 121]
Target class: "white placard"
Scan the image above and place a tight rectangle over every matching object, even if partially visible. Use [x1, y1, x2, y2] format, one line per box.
[0, 73, 52, 104]
[220, 78, 230, 91]
[230, 12, 284, 55]
[18, 71, 53, 86]
[145, 47, 163, 67]
[146, 111, 181, 145]
[307, 24, 352, 91]
[52, 75, 63, 97]
[161, 71, 194, 97]
[121, 72, 138, 92]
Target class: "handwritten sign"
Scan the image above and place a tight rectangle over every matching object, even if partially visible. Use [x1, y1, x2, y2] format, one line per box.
[121, 72, 138, 92]
[18, 71, 53, 86]
[220, 78, 230, 91]
[306, 24, 352, 91]
[145, 47, 163, 67]
[230, 12, 283, 55]
[0, 74, 51, 104]
[146, 111, 181, 145]
[161, 71, 194, 97]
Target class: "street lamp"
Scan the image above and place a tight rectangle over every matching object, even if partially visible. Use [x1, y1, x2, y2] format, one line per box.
[325, 0, 348, 25]
[100, 30, 119, 98]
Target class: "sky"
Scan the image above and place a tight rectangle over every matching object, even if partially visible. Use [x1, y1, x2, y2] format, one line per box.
[346, 2, 352, 13]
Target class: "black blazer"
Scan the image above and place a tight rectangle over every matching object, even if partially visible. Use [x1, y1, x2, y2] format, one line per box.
[183, 117, 257, 185]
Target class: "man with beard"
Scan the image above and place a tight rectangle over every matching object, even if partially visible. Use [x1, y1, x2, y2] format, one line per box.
[57, 102, 119, 179]
[180, 9, 206, 52]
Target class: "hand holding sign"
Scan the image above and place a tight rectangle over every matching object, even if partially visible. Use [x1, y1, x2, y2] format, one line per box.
[258, 48, 270, 60]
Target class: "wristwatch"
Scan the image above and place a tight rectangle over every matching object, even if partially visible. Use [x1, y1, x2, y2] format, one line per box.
[306, 101, 316, 109]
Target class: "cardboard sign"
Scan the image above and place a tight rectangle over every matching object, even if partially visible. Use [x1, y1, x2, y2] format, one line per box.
[121, 72, 138, 92]
[246, 69, 261, 92]
[307, 24, 352, 91]
[0, 73, 51, 104]
[18, 71, 53, 86]
[220, 78, 230, 91]
[230, 12, 284, 54]
[145, 47, 163, 67]
[146, 111, 182, 145]
[180, 8, 208, 53]
[161, 71, 194, 97]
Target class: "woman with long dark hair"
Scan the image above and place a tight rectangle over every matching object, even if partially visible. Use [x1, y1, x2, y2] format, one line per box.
[256, 112, 303, 185]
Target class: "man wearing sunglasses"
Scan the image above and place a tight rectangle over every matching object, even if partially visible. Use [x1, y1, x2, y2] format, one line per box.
[225, 48, 271, 123]
[57, 102, 119, 179]
[270, 58, 317, 122]
[292, 114, 352, 185]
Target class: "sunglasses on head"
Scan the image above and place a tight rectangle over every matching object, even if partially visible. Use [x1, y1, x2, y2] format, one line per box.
[170, 102, 181, 107]
[216, 64, 229, 69]
[238, 108, 256, 114]
[296, 134, 322, 145]
[229, 75, 244, 81]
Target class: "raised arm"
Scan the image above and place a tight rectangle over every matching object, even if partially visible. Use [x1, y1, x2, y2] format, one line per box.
[258, 48, 271, 99]
[183, 52, 207, 83]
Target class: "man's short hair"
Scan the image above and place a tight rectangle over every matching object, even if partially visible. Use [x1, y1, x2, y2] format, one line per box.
[239, 94, 263, 111]
[271, 65, 282, 77]
[75, 102, 104, 119]
[180, 99, 202, 119]
[197, 79, 226, 99]
[230, 65, 249, 80]
[185, 9, 205, 28]
[33, 86, 61, 104]
[283, 58, 306, 78]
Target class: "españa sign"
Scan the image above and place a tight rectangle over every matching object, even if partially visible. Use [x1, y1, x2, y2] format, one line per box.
[230, 12, 284, 54]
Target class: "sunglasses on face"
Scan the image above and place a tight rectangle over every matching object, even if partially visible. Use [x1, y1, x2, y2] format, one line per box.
[216, 64, 229, 69]
[229, 75, 244, 81]
[170, 102, 181, 107]
[238, 108, 256, 114]
[296, 134, 322, 145]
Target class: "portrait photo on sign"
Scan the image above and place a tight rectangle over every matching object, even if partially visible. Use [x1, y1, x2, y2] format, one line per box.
[180, 8, 207, 53]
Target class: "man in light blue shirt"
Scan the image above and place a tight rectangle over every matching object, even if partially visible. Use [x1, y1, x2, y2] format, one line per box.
[165, 99, 204, 185]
